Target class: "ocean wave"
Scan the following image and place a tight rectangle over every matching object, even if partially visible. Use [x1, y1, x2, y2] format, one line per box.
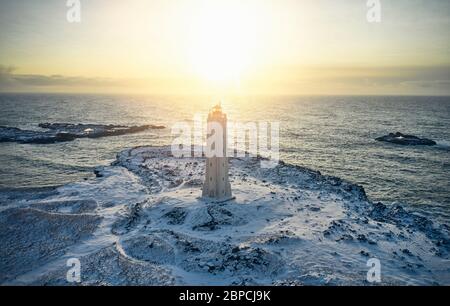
[3, 154, 94, 172]
[435, 140, 450, 151]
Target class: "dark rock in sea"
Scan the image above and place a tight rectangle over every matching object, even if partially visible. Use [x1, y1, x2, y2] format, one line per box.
[93, 169, 104, 178]
[375, 132, 436, 146]
[0, 123, 165, 144]
[0, 126, 76, 144]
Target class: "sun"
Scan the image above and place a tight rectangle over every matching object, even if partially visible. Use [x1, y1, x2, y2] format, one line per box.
[188, 1, 260, 84]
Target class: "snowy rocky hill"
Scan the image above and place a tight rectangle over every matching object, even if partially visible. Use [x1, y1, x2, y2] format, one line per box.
[0, 146, 448, 285]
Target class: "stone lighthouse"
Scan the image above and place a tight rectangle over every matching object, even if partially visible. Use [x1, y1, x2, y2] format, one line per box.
[202, 104, 233, 201]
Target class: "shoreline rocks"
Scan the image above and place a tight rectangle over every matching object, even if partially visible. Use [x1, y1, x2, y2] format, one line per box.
[0, 123, 165, 144]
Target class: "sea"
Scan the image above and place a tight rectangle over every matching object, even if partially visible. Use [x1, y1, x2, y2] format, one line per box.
[0, 94, 449, 220]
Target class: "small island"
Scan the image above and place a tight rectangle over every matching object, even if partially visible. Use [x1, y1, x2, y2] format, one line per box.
[375, 132, 437, 146]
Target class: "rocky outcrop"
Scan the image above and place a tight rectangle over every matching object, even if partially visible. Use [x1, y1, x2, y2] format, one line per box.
[2, 146, 448, 285]
[376, 132, 436, 146]
[0, 123, 165, 144]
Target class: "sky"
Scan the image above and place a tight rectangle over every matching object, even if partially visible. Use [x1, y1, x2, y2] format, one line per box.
[0, 0, 449, 95]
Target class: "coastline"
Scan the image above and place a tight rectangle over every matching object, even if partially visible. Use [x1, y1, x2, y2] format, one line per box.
[0, 145, 449, 285]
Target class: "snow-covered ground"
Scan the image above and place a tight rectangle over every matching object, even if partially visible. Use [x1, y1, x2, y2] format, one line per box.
[0, 146, 448, 285]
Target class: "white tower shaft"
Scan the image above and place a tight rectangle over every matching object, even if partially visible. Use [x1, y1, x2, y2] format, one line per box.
[202, 105, 233, 201]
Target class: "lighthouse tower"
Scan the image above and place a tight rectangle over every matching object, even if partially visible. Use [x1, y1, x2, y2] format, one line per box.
[202, 104, 233, 201]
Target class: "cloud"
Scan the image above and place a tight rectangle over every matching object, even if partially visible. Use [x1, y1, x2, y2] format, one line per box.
[0, 65, 19, 90]
[13, 74, 122, 87]
[0, 65, 172, 93]
[0, 65, 124, 90]
[285, 65, 450, 95]
[0, 65, 211, 94]
[0, 65, 15, 74]
[1, 64, 449, 95]
[340, 66, 450, 94]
